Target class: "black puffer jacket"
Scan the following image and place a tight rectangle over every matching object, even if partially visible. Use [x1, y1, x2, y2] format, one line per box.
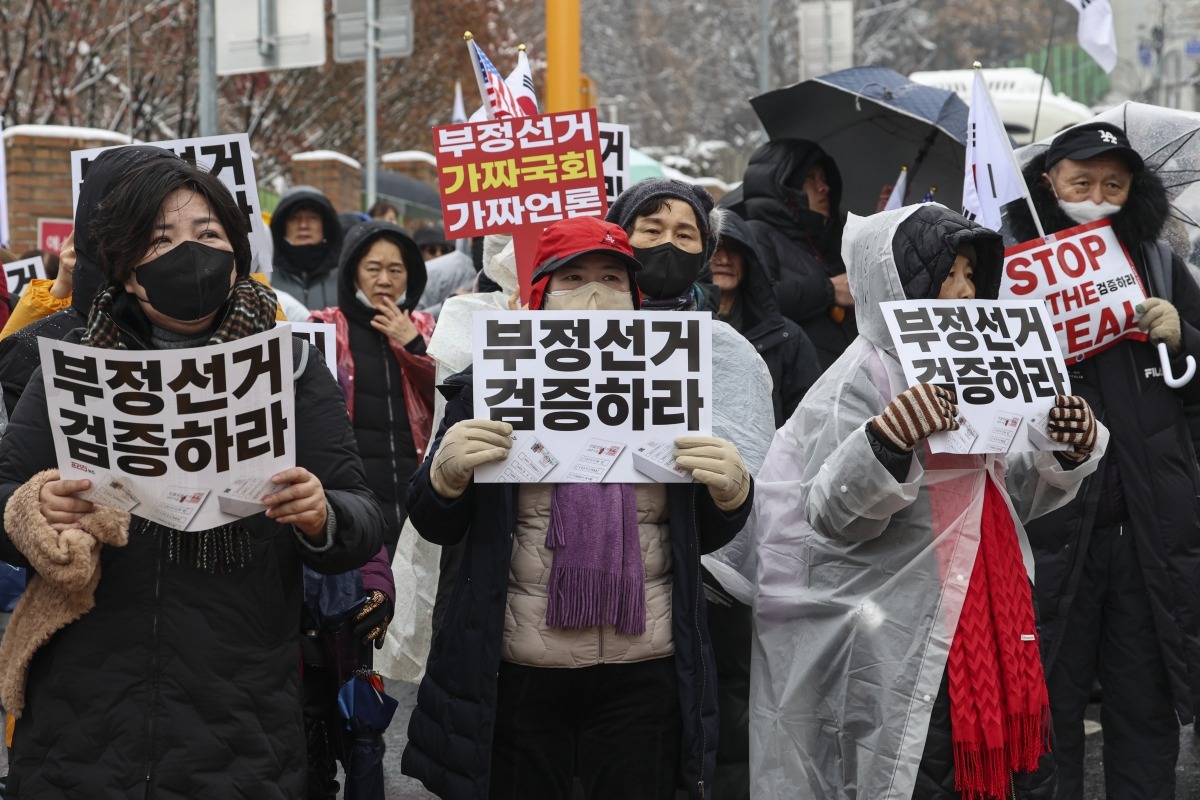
[717, 212, 820, 425]
[0, 145, 180, 416]
[400, 369, 753, 800]
[0, 322, 385, 798]
[1007, 153, 1200, 724]
[269, 186, 343, 310]
[740, 139, 857, 371]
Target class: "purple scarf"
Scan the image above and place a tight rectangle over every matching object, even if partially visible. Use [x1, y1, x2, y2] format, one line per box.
[545, 483, 645, 636]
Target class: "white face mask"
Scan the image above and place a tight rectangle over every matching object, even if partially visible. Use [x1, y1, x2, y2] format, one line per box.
[543, 282, 634, 311]
[1058, 199, 1122, 225]
[355, 288, 406, 309]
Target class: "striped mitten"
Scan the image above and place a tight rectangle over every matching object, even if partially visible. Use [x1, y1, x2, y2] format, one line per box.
[1048, 395, 1097, 461]
[870, 384, 959, 452]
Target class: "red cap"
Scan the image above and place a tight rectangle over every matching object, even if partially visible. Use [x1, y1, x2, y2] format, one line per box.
[530, 216, 642, 284]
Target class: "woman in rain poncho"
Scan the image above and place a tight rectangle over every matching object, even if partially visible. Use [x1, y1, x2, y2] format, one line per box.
[750, 204, 1108, 800]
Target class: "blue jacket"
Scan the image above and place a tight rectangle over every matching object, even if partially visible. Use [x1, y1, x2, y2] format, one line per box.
[400, 367, 752, 800]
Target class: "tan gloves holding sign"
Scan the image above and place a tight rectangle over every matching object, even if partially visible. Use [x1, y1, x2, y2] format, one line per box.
[430, 419, 513, 499]
[674, 436, 751, 511]
[870, 384, 960, 452]
[1137, 298, 1181, 354]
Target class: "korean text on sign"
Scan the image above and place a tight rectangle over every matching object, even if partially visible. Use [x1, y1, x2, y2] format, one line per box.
[433, 110, 608, 238]
[1001, 219, 1147, 362]
[880, 299, 1072, 455]
[40, 328, 296, 532]
[471, 311, 713, 483]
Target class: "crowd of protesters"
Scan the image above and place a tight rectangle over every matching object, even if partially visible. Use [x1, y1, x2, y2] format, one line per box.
[0, 113, 1189, 800]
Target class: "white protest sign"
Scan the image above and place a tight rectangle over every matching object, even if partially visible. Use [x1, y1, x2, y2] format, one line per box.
[276, 320, 337, 381]
[41, 327, 295, 531]
[1001, 219, 1147, 362]
[598, 122, 631, 205]
[880, 299, 1072, 454]
[5, 255, 45, 298]
[70, 133, 273, 274]
[472, 310, 712, 483]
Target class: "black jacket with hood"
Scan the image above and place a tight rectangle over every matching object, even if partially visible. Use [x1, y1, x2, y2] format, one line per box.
[740, 139, 857, 372]
[400, 369, 753, 800]
[269, 186, 343, 311]
[718, 212, 821, 426]
[1006, 152, 1200, 724]
[325, 220, 431, 557]
[0, 145, 179, 417]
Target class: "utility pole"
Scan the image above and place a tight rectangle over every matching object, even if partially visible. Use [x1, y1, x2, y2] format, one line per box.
[364, 0, 378, 208]
[545, 0, 581, 112]
[198, 0, 217, 135]
[758, 0, 770, 94]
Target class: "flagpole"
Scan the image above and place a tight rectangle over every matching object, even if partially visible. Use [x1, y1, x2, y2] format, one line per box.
[464, 31, 494, 120]
[975, 62, 1046, 239]
[1032, 2, 1060, 143]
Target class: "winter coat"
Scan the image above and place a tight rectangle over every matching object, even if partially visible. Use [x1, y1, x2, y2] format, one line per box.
[741, 139, 857, 371]
[0, 328, 386, 799]
[1005, 153, 1200, 724]
[751, 205, 1106, 800]
[310, 220, 437, 557]
[400, 367, 754, 800]
[718, 212, 821, 426]
[269, 186, 344, 311]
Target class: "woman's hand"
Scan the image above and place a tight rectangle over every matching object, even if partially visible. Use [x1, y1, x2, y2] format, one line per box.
[264, 467, 328, 540]
[50, 231, 76, 300]
[39, 478, 93, 531]
[370, 302, 420, 347]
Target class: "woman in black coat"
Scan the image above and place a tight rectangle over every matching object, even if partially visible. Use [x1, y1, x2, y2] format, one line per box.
[0, 153, 385, 799]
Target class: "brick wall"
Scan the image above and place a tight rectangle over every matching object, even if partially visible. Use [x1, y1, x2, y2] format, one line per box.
[3, 126, 130, 251]
[288, 151, 362, 215]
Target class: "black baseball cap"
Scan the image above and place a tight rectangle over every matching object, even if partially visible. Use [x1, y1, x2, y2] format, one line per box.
[1045, 122, 1144, 173]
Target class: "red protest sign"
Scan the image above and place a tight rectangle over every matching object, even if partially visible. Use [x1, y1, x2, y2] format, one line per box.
[1001, 219, 1147, 362]
[432, 109, 609, 301]
[37, 218, 73, 254]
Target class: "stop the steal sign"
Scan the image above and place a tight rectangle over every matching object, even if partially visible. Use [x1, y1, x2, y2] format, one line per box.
[1001, 219, 1147, 362]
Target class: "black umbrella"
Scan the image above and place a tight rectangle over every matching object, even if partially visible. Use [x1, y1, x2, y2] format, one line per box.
[750, 66, 969, 215]
[337, 669, 399, 800]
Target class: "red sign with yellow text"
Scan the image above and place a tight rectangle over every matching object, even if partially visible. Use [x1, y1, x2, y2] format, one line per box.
[1000, 219, 1147, 362]
[432, 109, 607, 239]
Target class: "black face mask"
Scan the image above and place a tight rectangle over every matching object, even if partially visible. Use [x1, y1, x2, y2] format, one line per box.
[133, 241, 235, 322]
[631, 242, 706, 299]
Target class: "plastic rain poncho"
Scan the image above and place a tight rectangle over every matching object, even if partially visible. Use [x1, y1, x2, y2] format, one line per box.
[749, 206, 1109, 799]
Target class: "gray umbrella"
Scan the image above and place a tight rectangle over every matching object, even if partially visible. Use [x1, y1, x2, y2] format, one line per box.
[749, 66, 969, 215]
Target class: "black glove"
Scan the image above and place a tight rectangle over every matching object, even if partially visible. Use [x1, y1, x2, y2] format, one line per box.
[352, 590, 393, 649]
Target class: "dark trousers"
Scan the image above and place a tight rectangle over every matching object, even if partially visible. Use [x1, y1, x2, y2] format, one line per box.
[703, 571, 750, 800]
[1047, 524, 1179, 800]
[490, 657, 681, 800]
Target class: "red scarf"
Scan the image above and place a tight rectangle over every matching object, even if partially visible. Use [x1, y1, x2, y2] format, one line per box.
[945, 478, 1051, 800]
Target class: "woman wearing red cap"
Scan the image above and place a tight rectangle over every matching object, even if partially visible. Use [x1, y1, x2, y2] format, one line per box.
[400, 216, 753, 800]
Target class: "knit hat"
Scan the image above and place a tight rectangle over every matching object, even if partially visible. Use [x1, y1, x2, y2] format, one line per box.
[605, 178, 725, 264]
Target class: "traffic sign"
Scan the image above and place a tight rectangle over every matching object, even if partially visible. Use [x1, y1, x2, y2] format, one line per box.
[334, 0, 414, 63]
[215, 0, 326, 76]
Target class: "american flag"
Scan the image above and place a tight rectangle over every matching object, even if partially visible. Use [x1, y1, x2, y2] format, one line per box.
[468, 39, 521, 120]
[922, 186, 937, 203]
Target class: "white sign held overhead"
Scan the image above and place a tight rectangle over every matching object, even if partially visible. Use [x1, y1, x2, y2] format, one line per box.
[880, 299, 1072, 455]
[598, 123, 631, 205]
[215, 0, 326, 76]
[472, 311, 714, 483]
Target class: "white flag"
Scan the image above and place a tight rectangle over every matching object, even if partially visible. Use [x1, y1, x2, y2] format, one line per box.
[506, 47, 539, 116]
[1064, 0, 1117, 74]
[963, 69, 1032, 233]
[452, 80, 467, 124]
[883, 166, 908, 211]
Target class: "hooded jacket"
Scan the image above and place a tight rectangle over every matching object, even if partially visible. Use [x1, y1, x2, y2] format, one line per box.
[1006, 153, 1200, 724]
[269, 186, 343, 311]
[718, 212, 821, 425]
[751, 204, 1106, 800]
[740, 139, 857, 371]
[0, 145, 179, 417]
[400, 367, 753, 800]
[309, 220, 436, 557]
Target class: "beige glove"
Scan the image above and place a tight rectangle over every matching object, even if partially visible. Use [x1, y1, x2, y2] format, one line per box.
[870, 384, 959, 452]
[1137, 298, 1181, 354]
[430, 419, 513, 499]
[673, 435, 750, 512]
[1048, 395, 1098, 462]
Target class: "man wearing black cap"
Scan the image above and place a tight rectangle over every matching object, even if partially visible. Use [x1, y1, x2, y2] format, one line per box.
[1005, 121, 1200, 800]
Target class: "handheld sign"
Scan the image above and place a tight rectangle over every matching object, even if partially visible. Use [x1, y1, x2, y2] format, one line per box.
[276, 321, 338, 381]
[4, 255, 45, 298]
[41, 328, 296, 531]
[1001, 219, 1147, 362]
[71, 133, 273, 275]
[471, 310, 712, 482]
[881, 299, 1071, 454]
